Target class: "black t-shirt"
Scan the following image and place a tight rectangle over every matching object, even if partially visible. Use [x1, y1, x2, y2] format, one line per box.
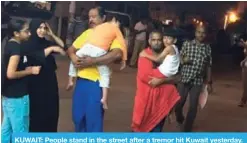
[2, 41, 28, 97]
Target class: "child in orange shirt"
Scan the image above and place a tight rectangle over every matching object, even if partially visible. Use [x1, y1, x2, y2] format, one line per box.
[67, 18, 127, 110]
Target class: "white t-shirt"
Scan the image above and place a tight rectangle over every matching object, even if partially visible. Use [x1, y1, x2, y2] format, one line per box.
[158, 45, 180, 77]
[134, 21, 147, 41]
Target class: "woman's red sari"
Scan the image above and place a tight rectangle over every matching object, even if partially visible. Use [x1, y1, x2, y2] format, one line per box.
[132, 47, 180, 132]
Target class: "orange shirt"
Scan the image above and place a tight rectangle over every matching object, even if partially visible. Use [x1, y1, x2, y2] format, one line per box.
[87, 22, 127, 61]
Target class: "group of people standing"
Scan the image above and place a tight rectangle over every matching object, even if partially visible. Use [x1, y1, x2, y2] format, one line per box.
[132, 25, 213, 132]
[1, 6, 128, 142]
[127, 10, 213, 131]
[2, 19, 65, 143]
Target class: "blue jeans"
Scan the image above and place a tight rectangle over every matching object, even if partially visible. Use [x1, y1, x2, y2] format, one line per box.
[1, 95, 29, 143]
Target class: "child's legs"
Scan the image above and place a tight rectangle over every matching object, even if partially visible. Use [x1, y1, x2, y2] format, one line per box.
[1, 95, 29, 143]
[68, 61, 77, 77]
[76, 44, 110, 100]
[98, 65, 111, 88]
[98, 65, 110, 101]
[102, 88, 108, 100]
[76, 44, 107, 58]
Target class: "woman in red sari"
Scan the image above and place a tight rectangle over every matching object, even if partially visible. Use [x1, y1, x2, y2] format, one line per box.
[132, 30, 180, 132]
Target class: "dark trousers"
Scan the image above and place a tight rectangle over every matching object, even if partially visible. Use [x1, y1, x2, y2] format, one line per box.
[150, 117, 166, 132]
[175, 83, 203, 132]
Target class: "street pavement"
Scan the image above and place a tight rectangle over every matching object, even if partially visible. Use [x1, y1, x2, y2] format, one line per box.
[56, 57, 247, 132]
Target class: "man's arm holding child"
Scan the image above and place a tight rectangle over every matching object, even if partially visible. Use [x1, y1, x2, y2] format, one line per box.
[148, 73, 181, 87]
[74, 38, 124, 68]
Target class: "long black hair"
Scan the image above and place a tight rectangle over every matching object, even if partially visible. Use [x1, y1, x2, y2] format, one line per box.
[7, 19, 27, 38]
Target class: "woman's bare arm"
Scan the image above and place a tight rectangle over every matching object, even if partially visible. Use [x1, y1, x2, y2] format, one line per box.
[7, 55, 32, 79]
[50, 34, 64, 48]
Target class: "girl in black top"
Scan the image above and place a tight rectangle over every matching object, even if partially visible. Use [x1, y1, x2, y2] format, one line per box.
[22, 19, 65, 132]
[1, 19, 41, 143]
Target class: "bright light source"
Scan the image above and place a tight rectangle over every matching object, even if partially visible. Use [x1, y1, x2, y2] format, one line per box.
[30, 1, 47, 3]
[228, 12, 238, 23]
[200, 22, 203, 25]
[193, 18, 196, 22]
[165, 20, 172, 25]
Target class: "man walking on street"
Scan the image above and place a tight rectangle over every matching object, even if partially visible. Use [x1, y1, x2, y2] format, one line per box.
[175, 25, 213, 132]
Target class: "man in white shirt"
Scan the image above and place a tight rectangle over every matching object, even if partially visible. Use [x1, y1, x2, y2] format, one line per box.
[130, 18, 148, 67]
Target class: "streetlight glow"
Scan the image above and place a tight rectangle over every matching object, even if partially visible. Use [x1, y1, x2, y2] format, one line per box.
[228, 12, 238, 23]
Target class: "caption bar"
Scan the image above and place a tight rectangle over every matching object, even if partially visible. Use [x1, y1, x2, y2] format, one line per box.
[12, 133, 244, 143]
